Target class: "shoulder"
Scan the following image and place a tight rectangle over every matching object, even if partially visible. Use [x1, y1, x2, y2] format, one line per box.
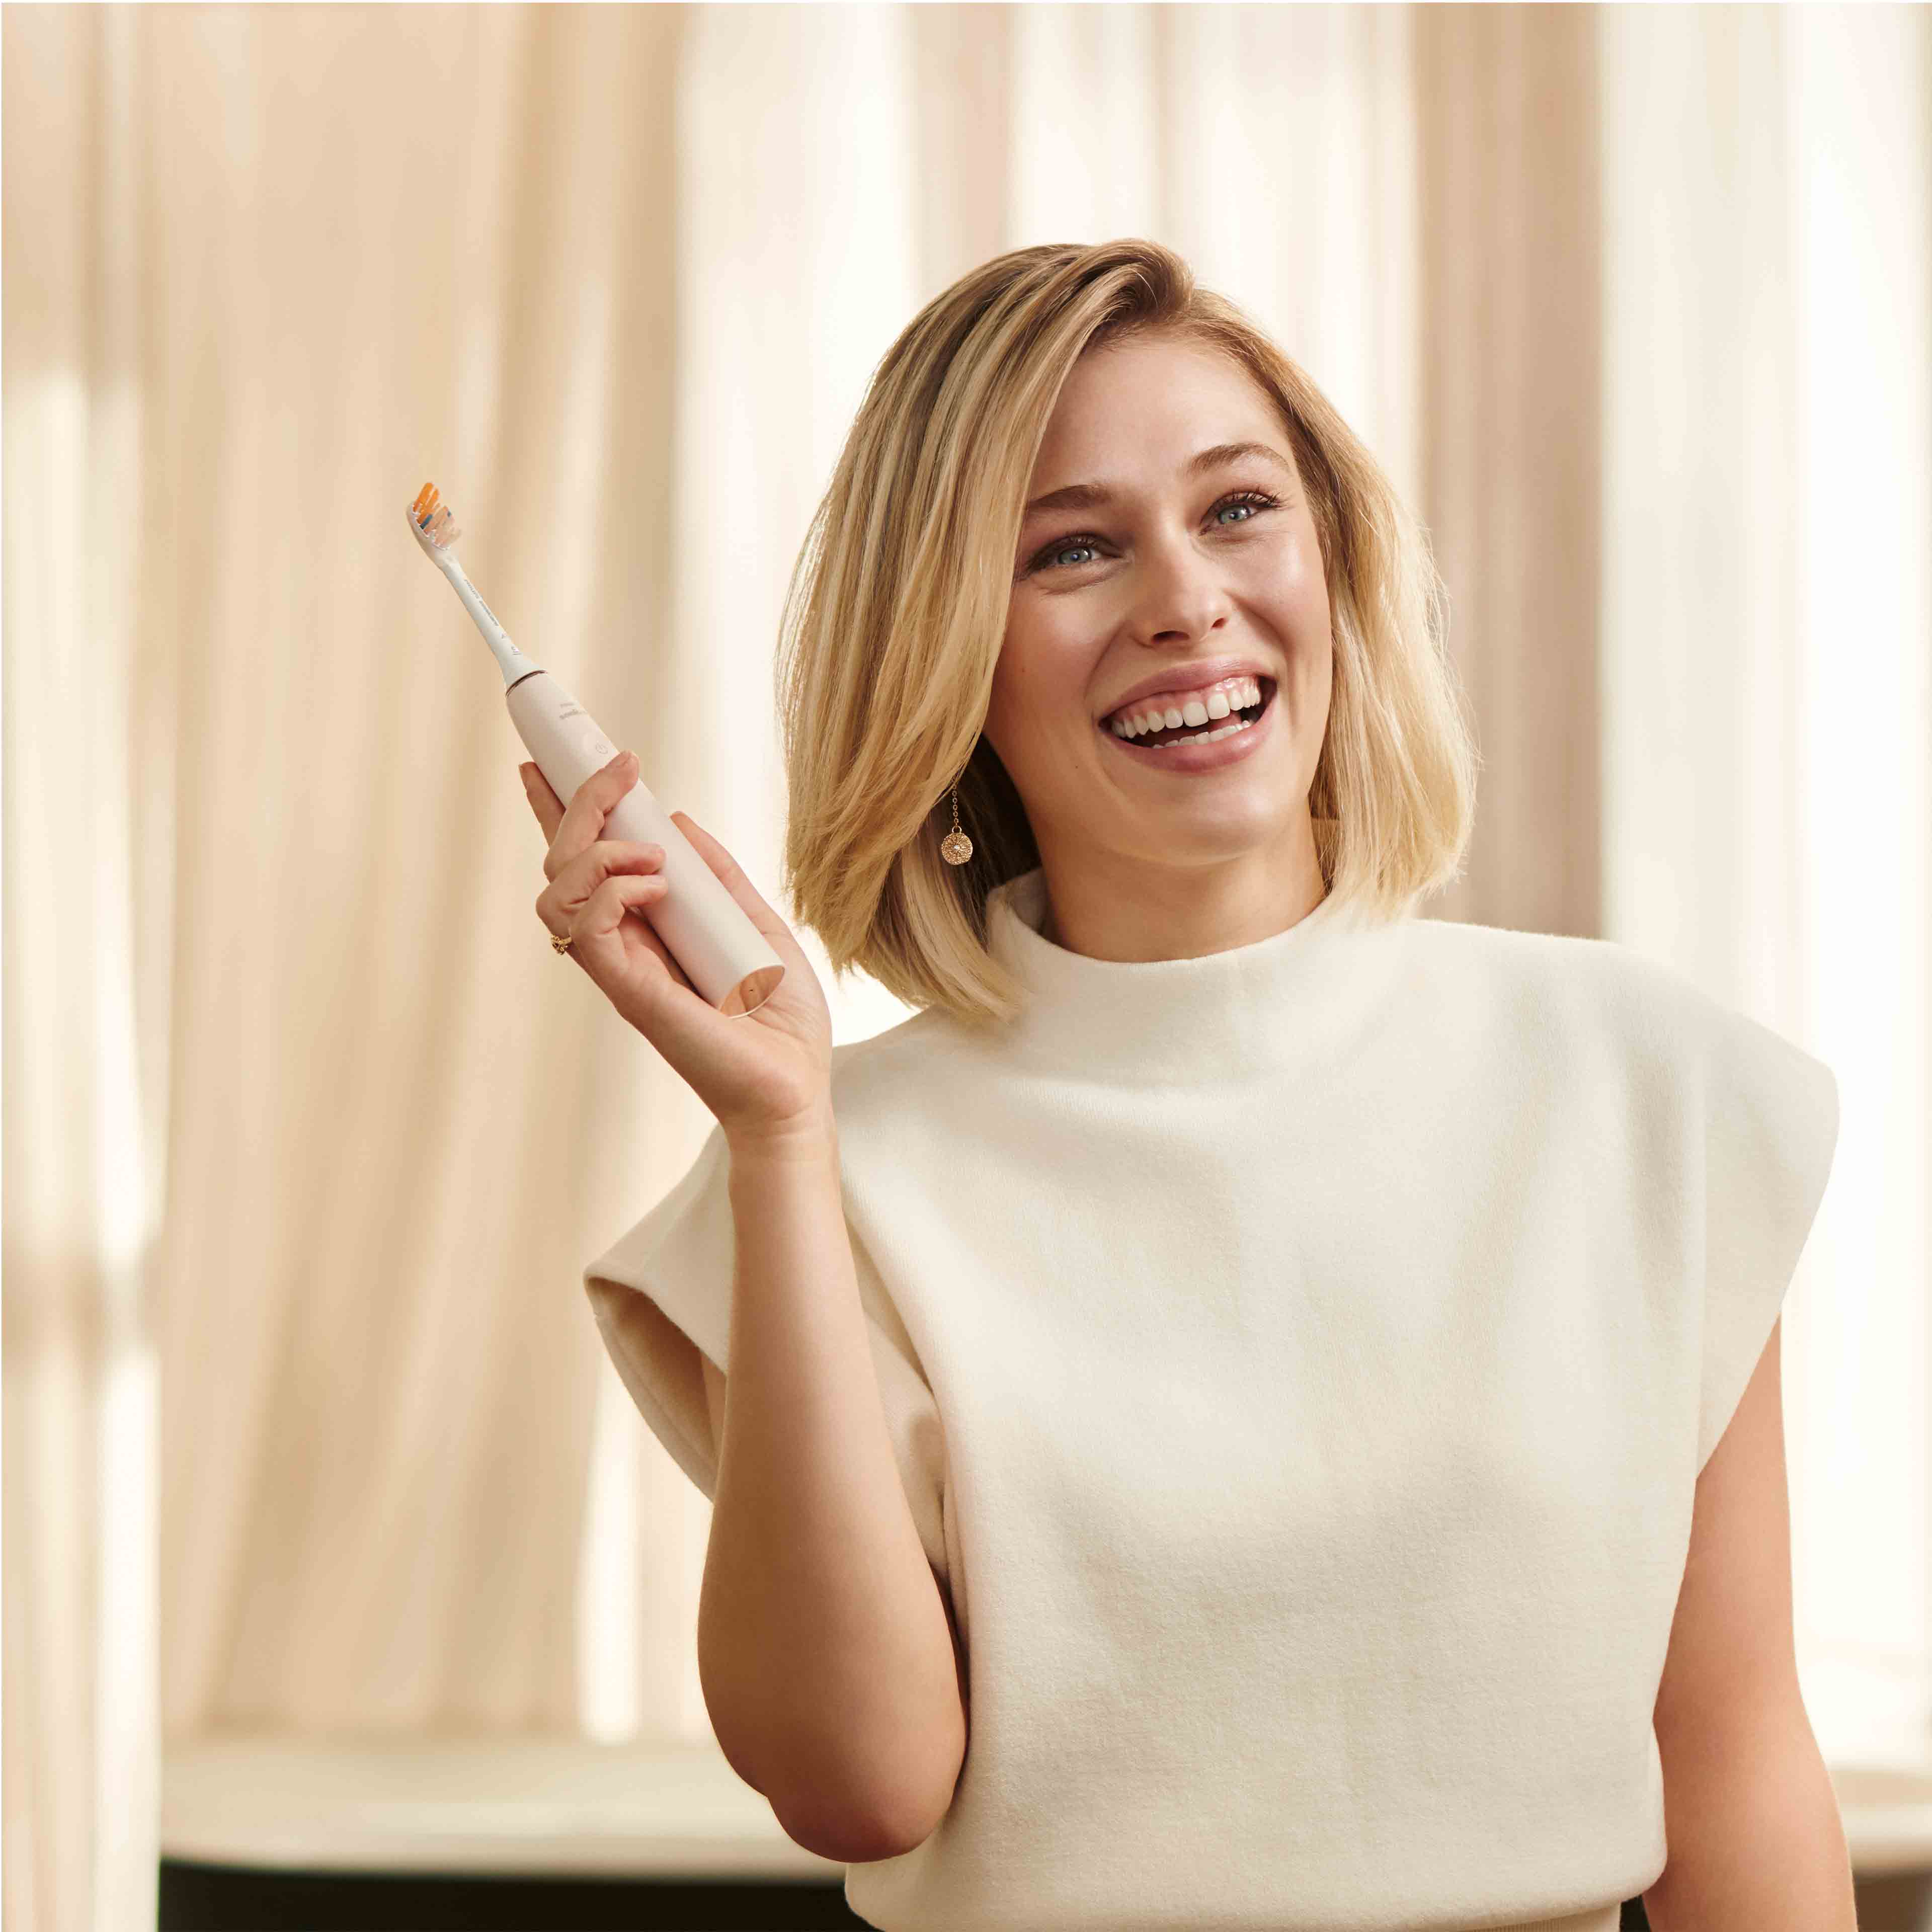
[1402, 910, 1692, 1013]
[1399, 913, 1750, 1082]
[827, 1005, 963, 1122]
[1406, 916, 1835, 1131]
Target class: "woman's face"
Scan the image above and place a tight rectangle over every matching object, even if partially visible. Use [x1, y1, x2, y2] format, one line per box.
[983, 333, 1334, 939]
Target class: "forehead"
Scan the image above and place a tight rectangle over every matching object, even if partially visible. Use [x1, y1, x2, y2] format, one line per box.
[1033, 335, 1283, 466]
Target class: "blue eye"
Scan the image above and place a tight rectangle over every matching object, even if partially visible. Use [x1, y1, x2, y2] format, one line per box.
[1027, 489, 1282, 575]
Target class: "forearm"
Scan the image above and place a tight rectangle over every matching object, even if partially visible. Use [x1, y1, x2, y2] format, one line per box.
[1643, 1713, 1857, 1931]
[697, 1116, 964, 1852]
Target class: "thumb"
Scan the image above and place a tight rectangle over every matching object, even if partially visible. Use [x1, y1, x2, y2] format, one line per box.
[671, 811, 802, 961]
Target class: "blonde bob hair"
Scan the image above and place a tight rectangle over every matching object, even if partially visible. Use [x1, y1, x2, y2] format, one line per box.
[773, 237, 1479, 1031]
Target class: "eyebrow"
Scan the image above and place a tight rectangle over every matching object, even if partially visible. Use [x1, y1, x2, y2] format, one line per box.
[1020, 441, 1296, 522]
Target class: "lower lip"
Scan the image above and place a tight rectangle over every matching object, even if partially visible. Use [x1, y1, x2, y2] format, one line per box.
[1096, 681, 1278, 774]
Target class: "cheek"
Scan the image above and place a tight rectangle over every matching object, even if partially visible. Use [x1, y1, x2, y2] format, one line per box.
[989, 615, 1092, 747]
[1280, 529, 1332, 620]
[982, 649, 1052, 774]
[1251, 560, 1330, 662]
[982, 647, 1025, 750]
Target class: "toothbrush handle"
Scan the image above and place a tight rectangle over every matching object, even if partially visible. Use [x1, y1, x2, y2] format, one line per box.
[505, 669, 786, 1018]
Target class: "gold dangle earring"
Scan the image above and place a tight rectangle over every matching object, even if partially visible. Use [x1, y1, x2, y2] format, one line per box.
[939, 781, 973, 865]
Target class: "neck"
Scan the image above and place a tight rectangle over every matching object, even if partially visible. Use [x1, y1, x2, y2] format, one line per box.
[1029, 819, 1328, 966]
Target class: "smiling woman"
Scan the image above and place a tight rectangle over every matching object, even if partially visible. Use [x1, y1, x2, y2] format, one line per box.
[581, 238, 1845, 1932]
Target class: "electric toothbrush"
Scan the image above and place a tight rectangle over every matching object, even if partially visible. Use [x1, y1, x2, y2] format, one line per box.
[407, 480, 786, 1018]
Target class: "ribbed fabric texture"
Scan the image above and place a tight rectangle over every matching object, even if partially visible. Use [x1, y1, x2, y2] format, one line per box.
[584, 866, 1838, 1931]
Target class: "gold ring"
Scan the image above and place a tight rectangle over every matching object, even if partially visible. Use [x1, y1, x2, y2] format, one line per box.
[551, 930, 574, 954]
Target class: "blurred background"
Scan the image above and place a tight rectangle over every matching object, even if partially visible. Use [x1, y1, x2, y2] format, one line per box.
[4, 3, 1928, 1928]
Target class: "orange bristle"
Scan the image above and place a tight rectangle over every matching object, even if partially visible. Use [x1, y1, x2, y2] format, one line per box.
[410, 482, 459, 547]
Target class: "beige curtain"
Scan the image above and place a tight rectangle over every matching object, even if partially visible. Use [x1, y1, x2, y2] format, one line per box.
[1596, 5, 1932, 1768]
[7, 6, 1921, 1928]
[5, 13, 160, 1928]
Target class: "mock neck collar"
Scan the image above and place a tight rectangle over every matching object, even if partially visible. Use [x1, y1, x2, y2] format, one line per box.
[980, 865, 1413, 1086]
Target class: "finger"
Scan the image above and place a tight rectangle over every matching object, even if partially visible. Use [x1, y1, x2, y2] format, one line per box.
[552, 750, 640, 877]
[521, 763, 565, 843]
[566, 871, 691, 1006]
[582, 851, 698, 994]
[537, 839, 664, 935]
[567, 876, 738, 1098]
[668, 810, 802, 962]
[625, 900, 699, 994]
[573, 867, 673, 952]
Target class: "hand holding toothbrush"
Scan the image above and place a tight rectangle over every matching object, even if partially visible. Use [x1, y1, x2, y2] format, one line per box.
[407, 477, 819, 1142]
[408, 479, 789, 1015]
[522, 751, 836, 1147]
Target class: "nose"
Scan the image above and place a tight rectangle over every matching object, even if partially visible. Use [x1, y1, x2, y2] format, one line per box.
[1127, 543, 1235, 650]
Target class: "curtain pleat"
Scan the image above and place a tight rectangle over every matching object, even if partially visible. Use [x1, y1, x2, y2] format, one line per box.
[1414, 4, 1603, 936]
[4, 9, 160, 1931]
[138, 4, 692, 1737]
[1598, 2, 1932, 1767]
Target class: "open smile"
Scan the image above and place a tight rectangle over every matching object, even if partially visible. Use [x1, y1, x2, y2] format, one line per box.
[1095, 676, 1278, 774]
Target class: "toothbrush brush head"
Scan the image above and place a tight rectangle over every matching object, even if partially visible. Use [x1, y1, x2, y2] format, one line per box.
[408, 480, 461, 553]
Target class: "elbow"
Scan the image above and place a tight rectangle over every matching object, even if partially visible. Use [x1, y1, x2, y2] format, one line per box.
[776, 1796, 931, 1866]
[775, 1736, 965, 1866]
[869, 1752, 963, 1860]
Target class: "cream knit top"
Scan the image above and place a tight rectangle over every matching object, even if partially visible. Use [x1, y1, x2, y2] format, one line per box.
[585, 866, 1839, 1932]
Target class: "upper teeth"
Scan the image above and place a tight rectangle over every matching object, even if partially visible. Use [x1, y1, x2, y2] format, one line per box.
[1106, 675, 1263, 739]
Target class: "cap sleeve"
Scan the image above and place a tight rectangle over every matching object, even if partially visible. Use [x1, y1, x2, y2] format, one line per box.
[582, 1123, 950, 1588]
[1697, 1004, 1840, 1473]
